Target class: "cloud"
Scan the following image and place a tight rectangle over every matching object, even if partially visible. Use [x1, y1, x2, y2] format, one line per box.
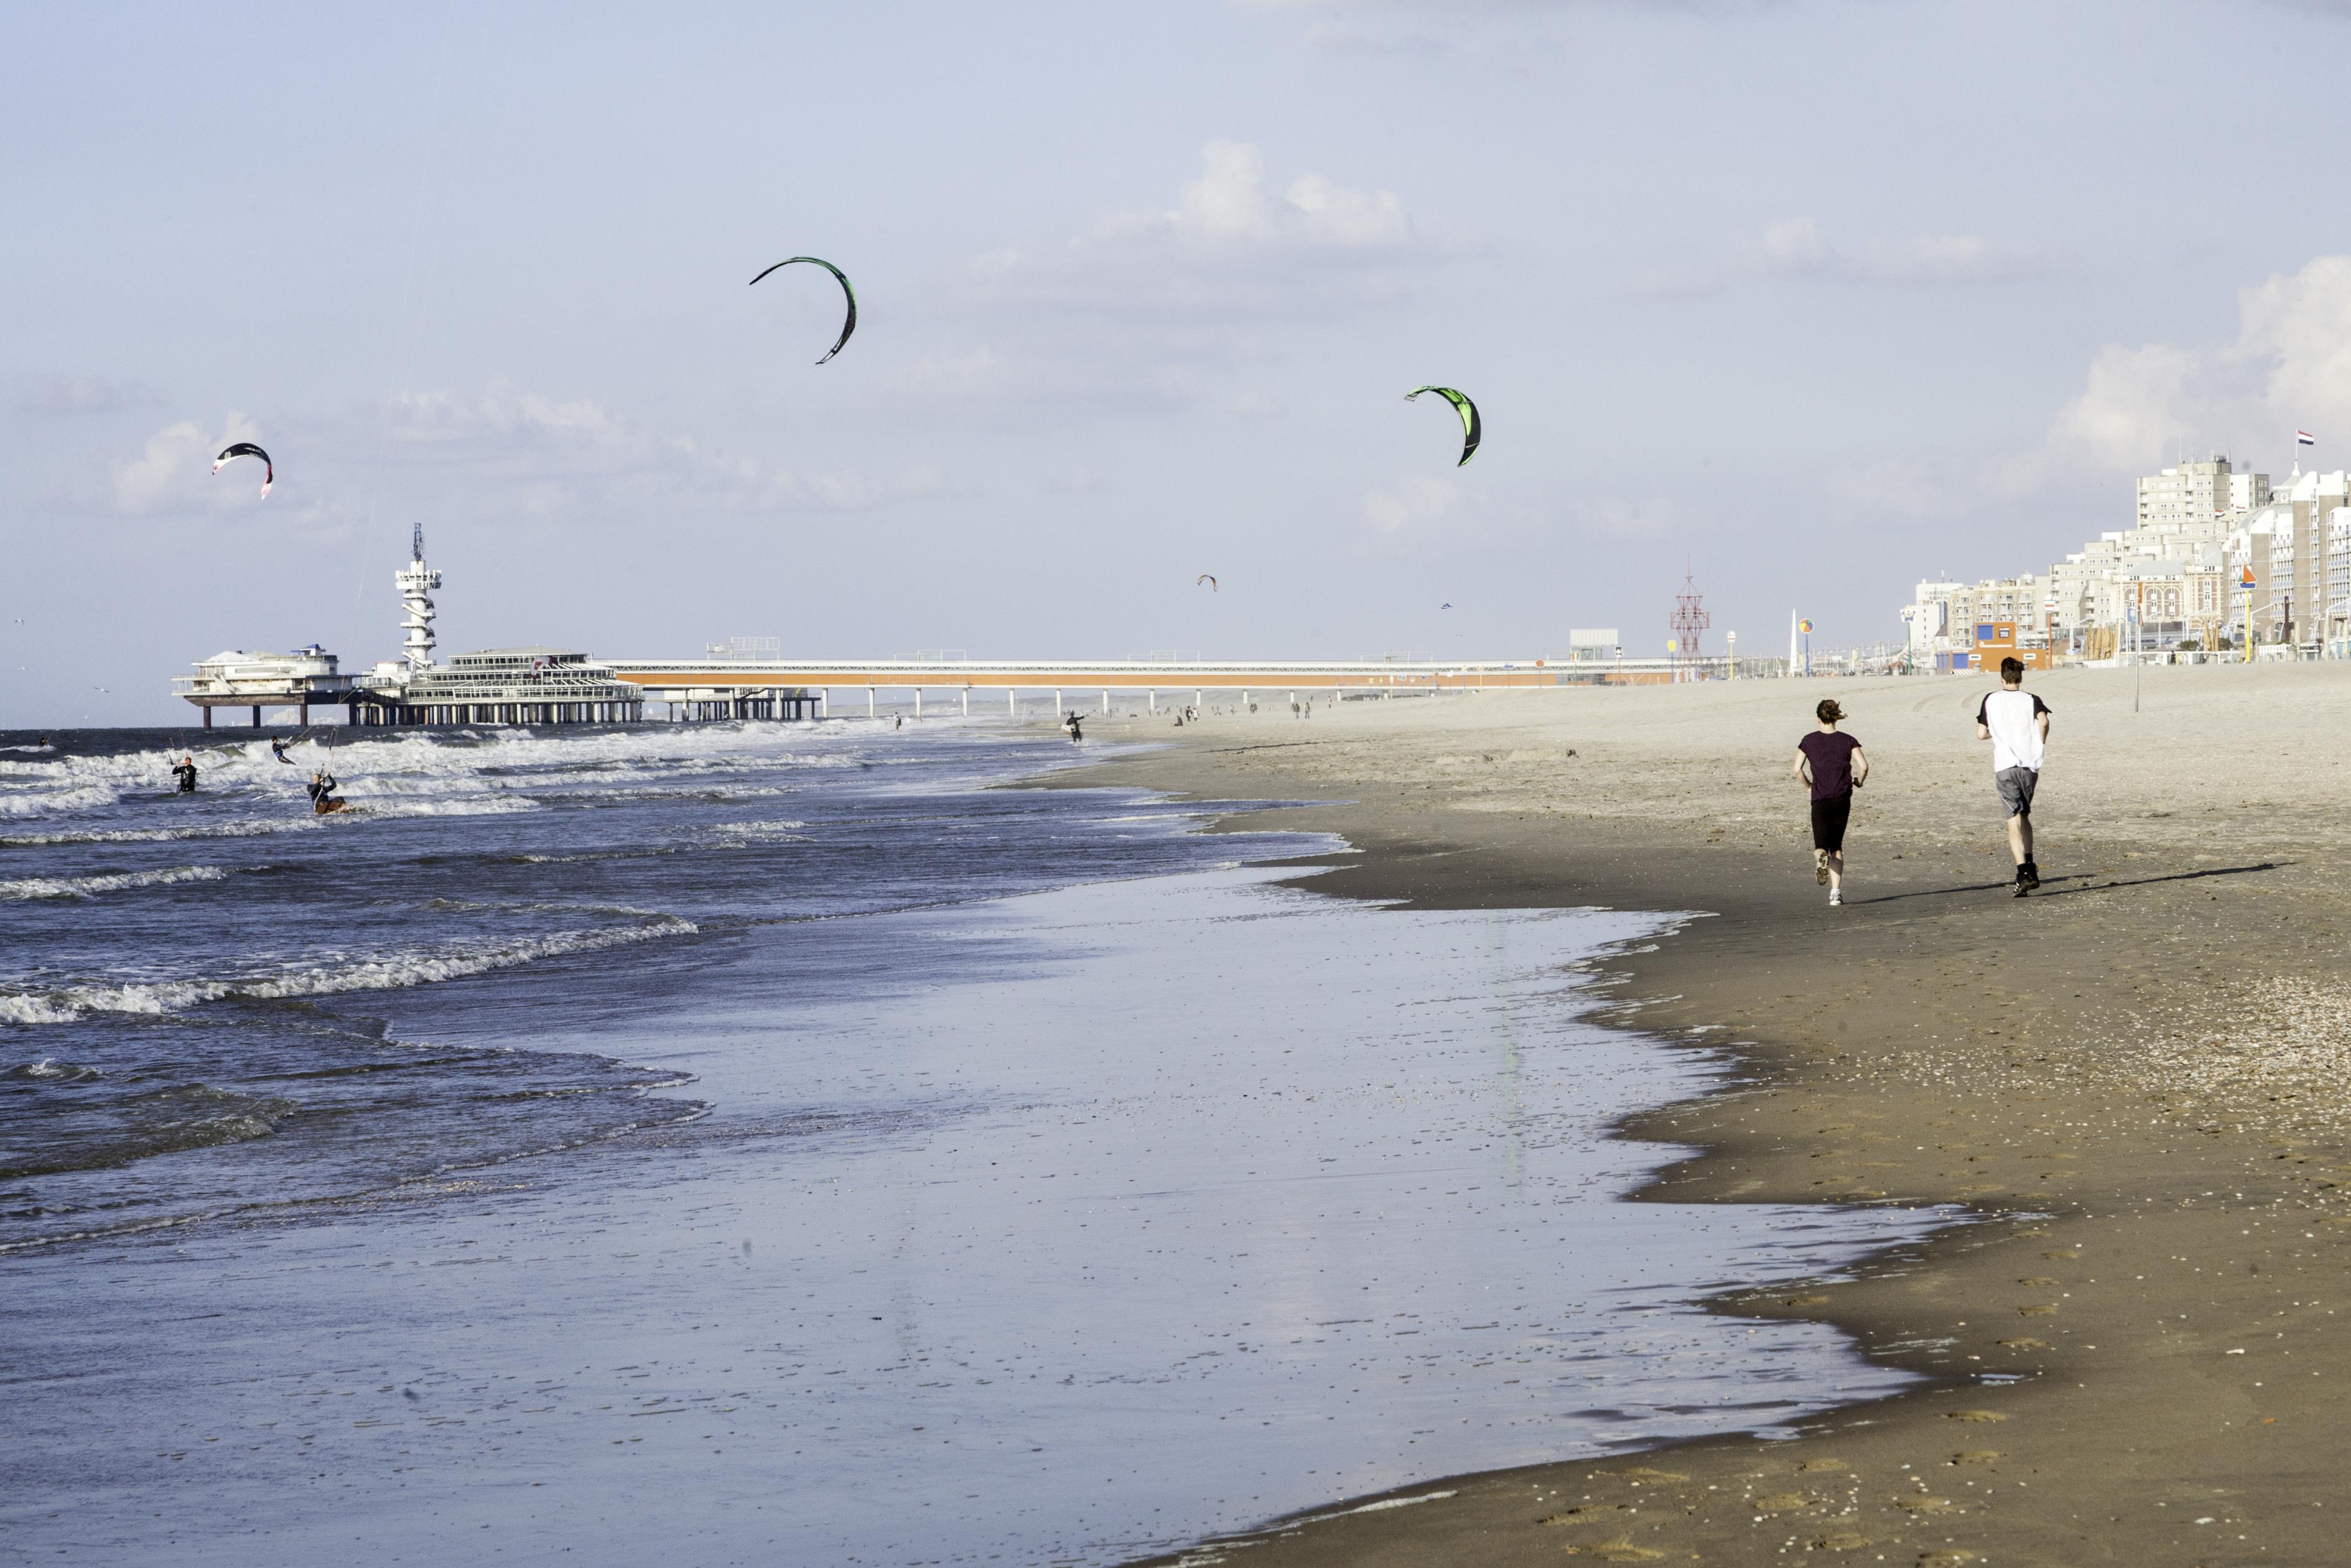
[1643, 215, 2050, 297]
[1365, 475, 1473, 531]
[2027, 254, 2351, 478]
[113, 413, 262, 514]
[384, 381, 941, 513]
[17, 374, 155, 417]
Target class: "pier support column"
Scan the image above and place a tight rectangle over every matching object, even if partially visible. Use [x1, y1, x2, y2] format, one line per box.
[1053, 689, 1061, 715]
[1101, 689, 1109, 715]
[1148, 690, 1157, 713]
[1008, 688, 1017, 717]
[867, 687, 875, 718]
[251, 705, 262, 728]
[961, 689, 969, 717]
[1194, 689, 1203, 711]
[914, 689, 923, 719]
[203, 706, 213, 730]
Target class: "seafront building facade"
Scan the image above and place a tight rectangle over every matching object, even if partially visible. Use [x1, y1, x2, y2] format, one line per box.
[1904, 455, 2351, 666]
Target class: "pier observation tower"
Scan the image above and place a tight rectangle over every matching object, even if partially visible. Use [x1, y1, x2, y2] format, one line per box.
[396, 524, 441, 673]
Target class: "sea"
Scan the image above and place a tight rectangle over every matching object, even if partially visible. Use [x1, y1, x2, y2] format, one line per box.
[0, 718, 1944, 1566]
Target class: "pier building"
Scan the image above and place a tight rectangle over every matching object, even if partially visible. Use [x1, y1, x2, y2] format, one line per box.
[172, 646, 357, 728]
[350, 647, 644, 727]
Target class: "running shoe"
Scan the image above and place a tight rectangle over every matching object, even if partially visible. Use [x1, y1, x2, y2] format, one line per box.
[1816, 858, 1830, 886]
[1828, 889, 1842, 906]
[2020, 860, 2041, 892]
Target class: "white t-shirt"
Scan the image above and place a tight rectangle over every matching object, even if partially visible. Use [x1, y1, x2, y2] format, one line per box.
[1976, 688, 2050, 773]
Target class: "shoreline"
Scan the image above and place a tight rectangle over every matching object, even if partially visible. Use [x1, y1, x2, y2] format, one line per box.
[1056, 669, 2351, 1566]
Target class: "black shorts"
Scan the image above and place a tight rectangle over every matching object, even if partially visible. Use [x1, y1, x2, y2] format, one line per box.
[1810, 794, 1851, 853]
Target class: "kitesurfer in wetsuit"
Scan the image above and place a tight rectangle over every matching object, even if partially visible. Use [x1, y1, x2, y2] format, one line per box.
[307, 769, 344, 814]
[1064, 713, 1083, 741]
[271, 737, 294, 764]
[171, 756, 198, 793]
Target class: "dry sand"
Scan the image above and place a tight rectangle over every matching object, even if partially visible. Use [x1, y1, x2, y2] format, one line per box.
[1058, 662, 2351, 1566]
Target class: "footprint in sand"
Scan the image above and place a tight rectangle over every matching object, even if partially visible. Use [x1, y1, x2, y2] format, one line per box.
[1564, 1539, 1665, 1562]
[1797, 1458, 1851, 1474]
[1540, 1505, 1626, 1526]
[1751, 1493, 1815, 1515]
[1896, 1496, 1960, 1515]
[1810, 1532, 1871, 1551]
[1950, 1450, 2003, 1465]
[2016, 1276, 2059, 1286]
[1919, 1552, 1980, 1566]
[1945, 1409, 2009, 1423]
[2041, 1249, 2080, 1260]
[1614, 1467, 1689, 1483]
[1998, 1337, 2051, 1350]
[2018, 1304, 2059, 1316]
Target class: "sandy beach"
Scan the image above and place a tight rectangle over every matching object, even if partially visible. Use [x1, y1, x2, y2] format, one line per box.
[1069, 664, 2351, 1566]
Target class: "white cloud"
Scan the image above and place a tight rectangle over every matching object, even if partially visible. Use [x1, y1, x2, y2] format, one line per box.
[113, 412, 262, 514]
[2029, 254, 2351, 477]
[1644, 215, 2049, 296]
[1365, 474, 1470, 531]
[1134, 141, 1410, 249]
[384, 381, 940, 513]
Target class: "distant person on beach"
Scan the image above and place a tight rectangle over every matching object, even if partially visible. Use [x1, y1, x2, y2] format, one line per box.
[894, 714, 903, 731]
[1792, 698, 1866, 906]
[171, 755, 198, 793]
[1976, 656, 2051, 896]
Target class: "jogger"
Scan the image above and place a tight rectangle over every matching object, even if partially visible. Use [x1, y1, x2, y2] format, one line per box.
[1975, 657, 2052, 895]
[1792, 698, 1868, 905]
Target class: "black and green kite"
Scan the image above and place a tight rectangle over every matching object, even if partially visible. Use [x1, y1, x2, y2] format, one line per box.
[750, 256, 857, 364]
[1405, 386, 1480, 466]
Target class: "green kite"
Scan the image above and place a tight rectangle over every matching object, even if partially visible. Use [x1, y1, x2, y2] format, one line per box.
[1405, 386, 1480, 466]
[750, 256, 857, 364]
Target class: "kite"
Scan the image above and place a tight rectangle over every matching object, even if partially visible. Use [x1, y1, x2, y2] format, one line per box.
[213, 442, 274, 498]
[1440, 602, 1453, 610]
[1405, 386, 1479, 466]
[1196, 574, 1218, 591]
[749, 256, 857, 364]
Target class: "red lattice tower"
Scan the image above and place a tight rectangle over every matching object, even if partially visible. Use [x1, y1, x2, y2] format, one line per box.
[1668, 572, 1710, 678]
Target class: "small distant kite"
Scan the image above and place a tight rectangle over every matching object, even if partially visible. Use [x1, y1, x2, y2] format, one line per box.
[1405, 386, 1480, 466]
[1440, 602, 1453, 610]
[749, 256, 857, 364]
[1196, 574, 1218, 591]
[213, 442, 273, 498]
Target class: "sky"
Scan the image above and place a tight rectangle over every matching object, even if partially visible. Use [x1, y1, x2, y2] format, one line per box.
[8, 0, 2351, 725]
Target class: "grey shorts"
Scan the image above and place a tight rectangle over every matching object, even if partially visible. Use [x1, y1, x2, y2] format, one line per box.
[1996, 766, 2038, 819]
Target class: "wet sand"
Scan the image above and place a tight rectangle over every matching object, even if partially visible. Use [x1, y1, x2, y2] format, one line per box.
[1066, 664, 2351, 1566]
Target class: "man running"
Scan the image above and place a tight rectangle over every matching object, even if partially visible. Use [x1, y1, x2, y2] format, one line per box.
[1792, 698, 1867, 905]
[1975, 656, 2051, 895]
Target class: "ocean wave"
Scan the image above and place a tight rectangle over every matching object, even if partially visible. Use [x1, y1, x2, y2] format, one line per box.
[0, 817, 320, 848]
[2, 1057, 103, 1082]
[348, 796, 542, 818]
[0, 916, 697, 1026]
[0, 866, 228, 901]
[0, 784, 118, 819]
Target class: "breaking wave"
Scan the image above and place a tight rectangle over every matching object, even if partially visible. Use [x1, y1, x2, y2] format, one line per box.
[0, 916, 697, 1026]
[0, 866, 228, 901]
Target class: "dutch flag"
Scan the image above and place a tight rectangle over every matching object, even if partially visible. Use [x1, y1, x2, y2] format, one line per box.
[2297, 430, 2317, 446]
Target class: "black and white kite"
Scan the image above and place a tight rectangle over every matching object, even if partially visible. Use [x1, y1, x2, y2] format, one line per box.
[213, 442, 274, 498]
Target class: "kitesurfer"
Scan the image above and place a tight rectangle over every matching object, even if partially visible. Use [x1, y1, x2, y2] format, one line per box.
[1064, 713, 1084, 742]
[307, 769, 346, 815]
[171, 755, 198, 792]
[271, 737, 295, 764]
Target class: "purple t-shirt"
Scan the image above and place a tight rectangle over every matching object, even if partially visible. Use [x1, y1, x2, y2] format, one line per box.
[1798, 731, 1861, 800]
